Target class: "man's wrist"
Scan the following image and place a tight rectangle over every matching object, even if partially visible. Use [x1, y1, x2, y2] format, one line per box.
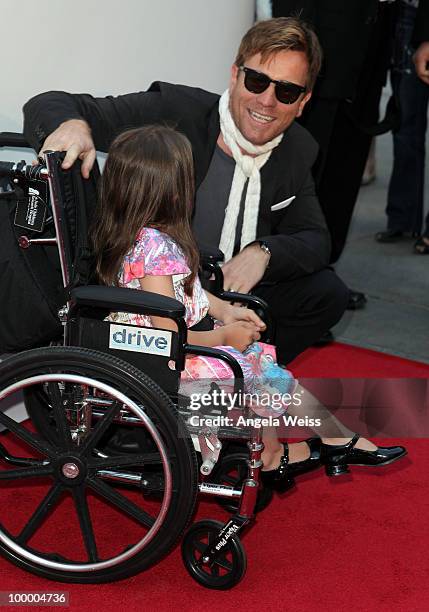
[257, 241, 271, 267]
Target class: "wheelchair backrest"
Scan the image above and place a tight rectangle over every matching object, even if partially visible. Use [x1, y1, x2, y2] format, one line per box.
[0, 141, 99, 350]
[0, 137, 184, 393]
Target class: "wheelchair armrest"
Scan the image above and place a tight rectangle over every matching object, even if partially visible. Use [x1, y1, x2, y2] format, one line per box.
[183, 344, 244, 395]
[219, 291, 275, 344]
[198, 246, 275, 343]
[0, 132, 31, 148]
[70, 285, 186, 321]
[199, 244, 224, 265]
[219, 290, 269, 312]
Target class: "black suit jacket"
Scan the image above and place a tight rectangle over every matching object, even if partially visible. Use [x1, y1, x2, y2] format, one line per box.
[271, 0, 395, 99]
[23, 83, 330, 283]
[413, 0, 429, 45]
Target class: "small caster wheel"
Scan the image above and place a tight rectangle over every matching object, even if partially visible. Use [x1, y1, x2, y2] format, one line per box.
[211, 452, 273, 514]
[181, 519, 247, 589]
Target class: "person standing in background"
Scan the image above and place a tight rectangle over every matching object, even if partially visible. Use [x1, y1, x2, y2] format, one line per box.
[411, 0, 429, 252]
[257, 0, 398, 310]
[413, 0, 429, 85]
[375, 0, 429, 251]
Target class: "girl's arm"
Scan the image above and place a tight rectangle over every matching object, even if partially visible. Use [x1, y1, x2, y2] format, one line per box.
[138, 275, 225, 346]
[205, 291, 228, 321]
[138, 276, 261, 351]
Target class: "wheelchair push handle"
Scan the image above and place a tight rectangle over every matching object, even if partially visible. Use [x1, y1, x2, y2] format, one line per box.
[0, 131, 30, 149]
[0, 161, 14, 177]
[0, 159, 48, 181]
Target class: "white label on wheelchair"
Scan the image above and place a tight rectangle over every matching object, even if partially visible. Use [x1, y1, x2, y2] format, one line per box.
[109, 324, 172, 357]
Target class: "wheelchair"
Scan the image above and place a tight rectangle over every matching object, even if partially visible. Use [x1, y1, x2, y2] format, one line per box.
[0, 134, 276, 589]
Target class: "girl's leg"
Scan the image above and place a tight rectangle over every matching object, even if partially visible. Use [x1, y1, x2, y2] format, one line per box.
[289, 384, 377, 451]
[261, 383, 406, 481]
[286, 383, 406, 474]
[180, 350, 321, 471]
[262, 427, 312, 470]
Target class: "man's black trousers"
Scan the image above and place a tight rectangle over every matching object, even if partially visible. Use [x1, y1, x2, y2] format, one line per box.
[254, 267, 349, 365]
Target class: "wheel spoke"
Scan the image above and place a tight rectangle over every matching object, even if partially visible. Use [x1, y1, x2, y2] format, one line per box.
[80, 401, 121, 455]
[17, 483, 63, 544]
[88, 477, 155, 529]
[211, 563, 220, 577]
[215, 554, 233, 571]
[88, 452, 162, 470]
[0, 464, 53, 480]
[47, 383, 73, 448]
[0, 440, 48, 467]
[72, 486, 99, 563]
[193, 540, 208, 554]
[0, 412, 54, 457]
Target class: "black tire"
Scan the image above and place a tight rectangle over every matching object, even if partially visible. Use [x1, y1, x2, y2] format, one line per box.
[211, 451, 273, 514]
[181, 520, 246, 589]
[23, 384, 58, 445]
[0, 346, 198, 583]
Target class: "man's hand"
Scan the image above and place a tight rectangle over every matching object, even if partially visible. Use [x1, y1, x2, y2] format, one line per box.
[414, 42, 429, 85]
[222, 243, 270, 294]
[222, 303, 266, 332]
[38, 119, 96, 178]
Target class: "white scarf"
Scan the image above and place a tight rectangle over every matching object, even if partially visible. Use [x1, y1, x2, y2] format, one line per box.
[218, 89, 283, 262]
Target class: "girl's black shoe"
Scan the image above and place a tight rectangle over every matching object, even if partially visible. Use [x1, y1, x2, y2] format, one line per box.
[287, 437, 322, 477]
[320, 434, 407, 477]
[260, 442, 295, 492]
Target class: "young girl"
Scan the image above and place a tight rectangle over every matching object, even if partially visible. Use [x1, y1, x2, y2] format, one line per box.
[92, 125, 406, 490]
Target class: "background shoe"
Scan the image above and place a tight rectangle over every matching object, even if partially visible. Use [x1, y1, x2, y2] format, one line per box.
[320, 434, 407, 476]
[375, 229, 405, 243]
[414, 237, 429, 254]
[376, 230, 419, 243]
[347, 290, 367, 310]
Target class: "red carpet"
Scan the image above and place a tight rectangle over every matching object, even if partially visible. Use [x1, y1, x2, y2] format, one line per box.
[0, 343, 428, 612]
[290, 341, 429, 378]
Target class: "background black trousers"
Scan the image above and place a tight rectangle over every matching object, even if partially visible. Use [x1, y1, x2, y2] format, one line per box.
[301, 100, 375, 262]
[298, 3, 394, 263]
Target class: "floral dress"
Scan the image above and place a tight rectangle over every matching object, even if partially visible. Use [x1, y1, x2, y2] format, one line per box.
[108, 227, 296, 415]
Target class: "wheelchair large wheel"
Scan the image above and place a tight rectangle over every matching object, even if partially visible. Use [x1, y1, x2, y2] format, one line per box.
[181, 520, 246, 589]
[0, 346, 198, 583]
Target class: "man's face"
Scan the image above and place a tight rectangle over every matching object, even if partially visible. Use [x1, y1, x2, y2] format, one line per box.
[229, 50, 312, 146]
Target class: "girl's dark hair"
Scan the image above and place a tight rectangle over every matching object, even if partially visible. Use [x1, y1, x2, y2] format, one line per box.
[92, 125, 199, 295]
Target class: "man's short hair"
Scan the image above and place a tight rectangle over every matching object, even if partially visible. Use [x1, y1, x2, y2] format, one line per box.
[235, 17, 322, 91]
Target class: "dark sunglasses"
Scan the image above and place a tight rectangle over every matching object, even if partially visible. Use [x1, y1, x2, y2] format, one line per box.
[239, 66, 306, 105]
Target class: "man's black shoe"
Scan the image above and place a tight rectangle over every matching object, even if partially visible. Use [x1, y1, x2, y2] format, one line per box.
[312, 330, 334, 346]
[347, 290, 367, 310]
